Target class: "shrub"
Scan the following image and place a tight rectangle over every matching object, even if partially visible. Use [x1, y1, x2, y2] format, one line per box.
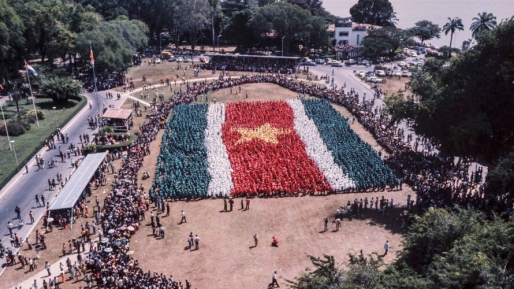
[0, 121, 27, 136]
[20, 120, 31, 131]
[102, 126, 114, 133]
[26, 109, 45, 120]
[83, 145, 97, 156]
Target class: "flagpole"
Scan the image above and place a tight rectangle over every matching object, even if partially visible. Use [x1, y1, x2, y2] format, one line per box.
[90, 42, 99, 115]
[1, 103, 12, 150]
[25, 62, 40, 127]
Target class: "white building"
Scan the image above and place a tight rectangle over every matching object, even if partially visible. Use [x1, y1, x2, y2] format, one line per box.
[332, 17, 378, 47]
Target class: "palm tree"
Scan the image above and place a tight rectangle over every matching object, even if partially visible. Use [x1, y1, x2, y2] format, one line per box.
[208, 0, 220, 52]
[442, 17, 464, 57]
[470, 12, 497, 39]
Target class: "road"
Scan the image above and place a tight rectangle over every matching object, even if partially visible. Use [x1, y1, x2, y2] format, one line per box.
[0, 89, 127, 253]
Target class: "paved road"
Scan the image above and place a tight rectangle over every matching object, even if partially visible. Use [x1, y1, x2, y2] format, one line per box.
[0, 89, 126, 252]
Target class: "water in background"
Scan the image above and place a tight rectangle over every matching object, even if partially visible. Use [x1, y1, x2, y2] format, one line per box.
[323, 0, 514, 48]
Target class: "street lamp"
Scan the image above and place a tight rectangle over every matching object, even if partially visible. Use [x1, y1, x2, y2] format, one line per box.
[282, 36, 286, 56]
[217, 35, 222, 52]
[0, 102, 12, 150]
[52, 106, 57, 129]
[11, 140, 18, 167]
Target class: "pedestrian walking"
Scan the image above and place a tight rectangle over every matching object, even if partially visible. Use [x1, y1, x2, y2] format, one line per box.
[41, 195, 45, 206]
[223, 198, 227, 212]
[271, 271, 280, 287]
[253, 233, 258, 247]
[33, 279, 38, 289]
[384, 240, 389, 255]
[240, 198, 244, 210]
[245, 198, 250, 210]
[35, 195, 41, 207]
[180, 210, 186, 223]
[25, 164, 29, 174]
[8, 221, 13, 236]
[45, 261, 51, 276]
[166, 202, 170, 216]
[323, 217, 329, 232]
[29, 210, 35, 223]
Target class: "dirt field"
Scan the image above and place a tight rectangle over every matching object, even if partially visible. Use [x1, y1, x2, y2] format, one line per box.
[2, 73, 415, 289]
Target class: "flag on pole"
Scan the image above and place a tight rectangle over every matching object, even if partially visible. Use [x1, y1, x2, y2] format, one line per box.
[25, 61, 38, 76]
[90, 49, 95, 67]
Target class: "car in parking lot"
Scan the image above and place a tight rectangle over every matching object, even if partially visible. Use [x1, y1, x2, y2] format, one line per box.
[401, 70, 411, 77]
[176, 57, 183, 62]
[375, 70, 386, 77]
[393, 70, 402, 77]
[154, 58, 162, 64]
[167, 57, 176, 62]
[331, 61, 343, 67]
[315, 58, 324, 64]
[183, 56, 191, 62]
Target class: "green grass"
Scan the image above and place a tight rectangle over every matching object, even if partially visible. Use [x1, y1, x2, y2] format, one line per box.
[0, 96, 86, 189]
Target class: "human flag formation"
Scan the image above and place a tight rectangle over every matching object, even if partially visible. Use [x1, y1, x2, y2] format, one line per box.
[90, 49, 95, 67]
[25, 61, 38, 76]
[151, 99, 396, 198]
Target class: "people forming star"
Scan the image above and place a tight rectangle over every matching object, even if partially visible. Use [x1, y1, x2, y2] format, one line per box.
[232, 123, 291, 145]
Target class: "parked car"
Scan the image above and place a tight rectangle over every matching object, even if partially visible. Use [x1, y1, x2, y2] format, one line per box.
[375, 70, 386, 77]
[401, 70, 410, 77]
[374, 65, 386, 70]
[393, 70, 402, 77]
[176, 57, 184, 62]
[301, 61, 316, 66]
[315, 58, 324, 64]
[154, 58, 162, 64]
[167, 57, 176, 62]
[331, 61, 343, 67]
[356, 70, 366, 78]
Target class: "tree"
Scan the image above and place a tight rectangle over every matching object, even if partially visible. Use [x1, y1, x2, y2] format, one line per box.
[173, 0, 210, 51]
[40, 76, 82, 104]
[470, 12, 497, 39]
[385, 19, 514, 162]
[485, 152, 514, 208]
[349, 0, 396, 27]
[208, 0, 221, 51]
[362, 27, 412, 60]
[286, 255, 345, 288]
[442, 17, 464, 57]
[409, 20, 441, 44]
[0, 0, 25, 80]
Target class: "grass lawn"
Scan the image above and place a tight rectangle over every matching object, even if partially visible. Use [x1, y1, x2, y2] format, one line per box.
[0, 96, 86, 189]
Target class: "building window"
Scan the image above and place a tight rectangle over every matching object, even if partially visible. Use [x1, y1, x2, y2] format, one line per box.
[338, 31, 349, 37]
[357, 34, 360, 45]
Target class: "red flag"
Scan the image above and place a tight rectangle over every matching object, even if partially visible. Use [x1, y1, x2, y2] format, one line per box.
[90, 49, 95, 67]
[222, 101, 331, 195]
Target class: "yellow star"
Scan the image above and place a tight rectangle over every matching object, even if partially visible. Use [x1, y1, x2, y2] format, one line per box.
[232, 123, 291, 145]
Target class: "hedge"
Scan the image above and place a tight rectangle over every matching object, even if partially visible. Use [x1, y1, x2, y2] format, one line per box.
[95, 133, 137, 152]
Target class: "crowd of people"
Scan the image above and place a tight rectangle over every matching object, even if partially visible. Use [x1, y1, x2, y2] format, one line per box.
[207, 55, 300, 74]
[147, 72, 489, 211]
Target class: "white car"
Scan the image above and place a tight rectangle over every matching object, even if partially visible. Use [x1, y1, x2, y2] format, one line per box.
[375, 70, 386, 76]
[154, 58, 161, 64]
[176, 57, 184, 62]
[393, 70, 402, 77]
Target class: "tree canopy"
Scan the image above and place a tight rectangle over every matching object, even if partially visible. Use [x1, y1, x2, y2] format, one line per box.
[349, 0, 397, 27]
[384, 18, 514, 163]
[289, 208, 514, 288]
[409, 20, 441, 44]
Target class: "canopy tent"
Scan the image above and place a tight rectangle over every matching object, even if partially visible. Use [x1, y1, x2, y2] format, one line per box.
[48, 152, 107, 212]
[102, 108, 133, 131]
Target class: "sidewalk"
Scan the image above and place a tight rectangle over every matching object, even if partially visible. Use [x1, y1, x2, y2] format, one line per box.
[8, 250, 89, 289]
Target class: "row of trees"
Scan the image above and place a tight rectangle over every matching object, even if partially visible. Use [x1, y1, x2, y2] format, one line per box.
[361, 11, 499, 60]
